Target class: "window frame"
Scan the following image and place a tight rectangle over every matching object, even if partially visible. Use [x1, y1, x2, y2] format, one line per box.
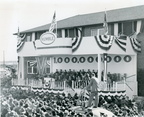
[27, 61, 37, 74]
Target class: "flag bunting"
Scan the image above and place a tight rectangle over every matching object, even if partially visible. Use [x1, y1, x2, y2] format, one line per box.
[72, 28, 82, 52]
[17, 27, 26, 51]
[36, 57, 47, 75]
[94, 35, 115, 50]
[17, 34, 26, 52]
[115, 35, 127, 51]
[129, 32, 141, 52]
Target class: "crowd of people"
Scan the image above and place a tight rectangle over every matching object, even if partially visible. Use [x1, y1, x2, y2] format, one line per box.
[1, 87, 144, 117]
[49, 69, 126, 85]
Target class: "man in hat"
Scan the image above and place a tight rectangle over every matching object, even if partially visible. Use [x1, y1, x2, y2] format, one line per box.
[85, 72, 99, 108]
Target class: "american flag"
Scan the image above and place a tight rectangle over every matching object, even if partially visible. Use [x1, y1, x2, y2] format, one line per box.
[103, 11, 108, 35]
[17, 27, 26, 51]
[49, 12, 56, 33]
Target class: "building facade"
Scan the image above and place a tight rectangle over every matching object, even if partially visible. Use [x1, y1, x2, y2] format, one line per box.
[15, 5, 144, 97]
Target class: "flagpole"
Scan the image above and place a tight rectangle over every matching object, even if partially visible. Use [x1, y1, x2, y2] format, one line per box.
[103, 53, 107, 82]
[103, 10, 108, 83]
[56, 11, 57, 38]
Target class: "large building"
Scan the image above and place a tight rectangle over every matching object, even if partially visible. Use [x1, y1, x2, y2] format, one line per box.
[15, 5, 144, 98]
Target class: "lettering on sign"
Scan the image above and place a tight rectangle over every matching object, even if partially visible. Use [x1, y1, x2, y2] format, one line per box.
[53, 55, 132, 64]
[40, 32, 56, 45]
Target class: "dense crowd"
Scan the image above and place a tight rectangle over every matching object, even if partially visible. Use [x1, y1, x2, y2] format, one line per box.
[1, 87, 144, 117]
[49, 69, 126, 84]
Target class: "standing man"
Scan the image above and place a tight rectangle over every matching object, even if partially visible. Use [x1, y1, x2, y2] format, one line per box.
[85, 73, 99, 108]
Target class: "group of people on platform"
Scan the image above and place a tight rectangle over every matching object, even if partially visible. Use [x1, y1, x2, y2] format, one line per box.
[1, 87, 144, 117]
[47, 69, 125, 89]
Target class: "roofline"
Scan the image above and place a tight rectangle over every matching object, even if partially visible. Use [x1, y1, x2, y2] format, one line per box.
[13, 5, 144, 35]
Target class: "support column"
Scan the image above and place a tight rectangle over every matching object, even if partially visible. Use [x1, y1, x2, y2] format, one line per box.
[114, 23, 118, 36]
[134, 55, 138, 96]
[32, 32, 35, 41]
[98, 54, 101, 82]
[62, 29, 65, 38]
[103, 53, 108, 82]
[20, 57, 25, 85]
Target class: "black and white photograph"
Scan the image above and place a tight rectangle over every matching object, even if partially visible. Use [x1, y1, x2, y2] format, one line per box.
[1, 0, 144, 116]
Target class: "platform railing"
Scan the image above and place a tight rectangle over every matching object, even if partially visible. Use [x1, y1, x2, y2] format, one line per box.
[12, 78, 126, 91]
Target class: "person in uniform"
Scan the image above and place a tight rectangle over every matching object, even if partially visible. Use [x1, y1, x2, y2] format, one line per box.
[85, 73, 99, 108]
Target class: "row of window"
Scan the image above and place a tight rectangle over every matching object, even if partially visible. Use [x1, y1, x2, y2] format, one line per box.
[24, 21, 137, 42]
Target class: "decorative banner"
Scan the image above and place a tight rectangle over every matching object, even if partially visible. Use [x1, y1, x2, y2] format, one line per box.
[129, 32, 141, 52]
[35, 56, 47, 75]
[94, 35, 115, 50]
[72, 28, 82, 52]
[17, 34, 26, 52]
[115, 35, 127, 51]
[54, 56, 132, 64]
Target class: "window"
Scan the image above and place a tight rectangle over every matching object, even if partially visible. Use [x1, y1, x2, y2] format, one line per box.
[45, 58, 51, 73]
[27, 36, 31, 42]
[91, 28, 105, 36]
[118, 23, 123, 35]
[65, 28, 77, 37]
[45, 66, 50, 73]
[25, 33, 32, 42]
[65, 29, 69, 37]
[57, 30, 62, 38]
[123, 21, 133, 35]
[118, 21, 137, 35]
[91, 28, 97, 36]
[27, 61, 37, 74]
[133, 21, 137, 32]
[35, 31, 45, 40]
[97, 28, 105, 35]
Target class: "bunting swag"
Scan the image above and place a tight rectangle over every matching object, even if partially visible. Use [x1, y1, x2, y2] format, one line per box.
[35, 57, 47, 75]
[72, 29, 82, 52]
[115, 35, 127, 51]
[17, 34, 26, 51]
[129, 32, 141, 52]
[94, 35, 115, 50]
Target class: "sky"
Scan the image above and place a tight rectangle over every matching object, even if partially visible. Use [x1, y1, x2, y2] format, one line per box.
[0, 0, 144, 62]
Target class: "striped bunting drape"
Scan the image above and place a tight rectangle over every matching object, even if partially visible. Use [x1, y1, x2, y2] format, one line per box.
[35, 56, 47, 75]
[94, 35, 115, 50]
[129, 32, 141, 52]
[17, 34, 26, 51]
[72, 29, 82, 52]
[115, 35, 127, 51]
